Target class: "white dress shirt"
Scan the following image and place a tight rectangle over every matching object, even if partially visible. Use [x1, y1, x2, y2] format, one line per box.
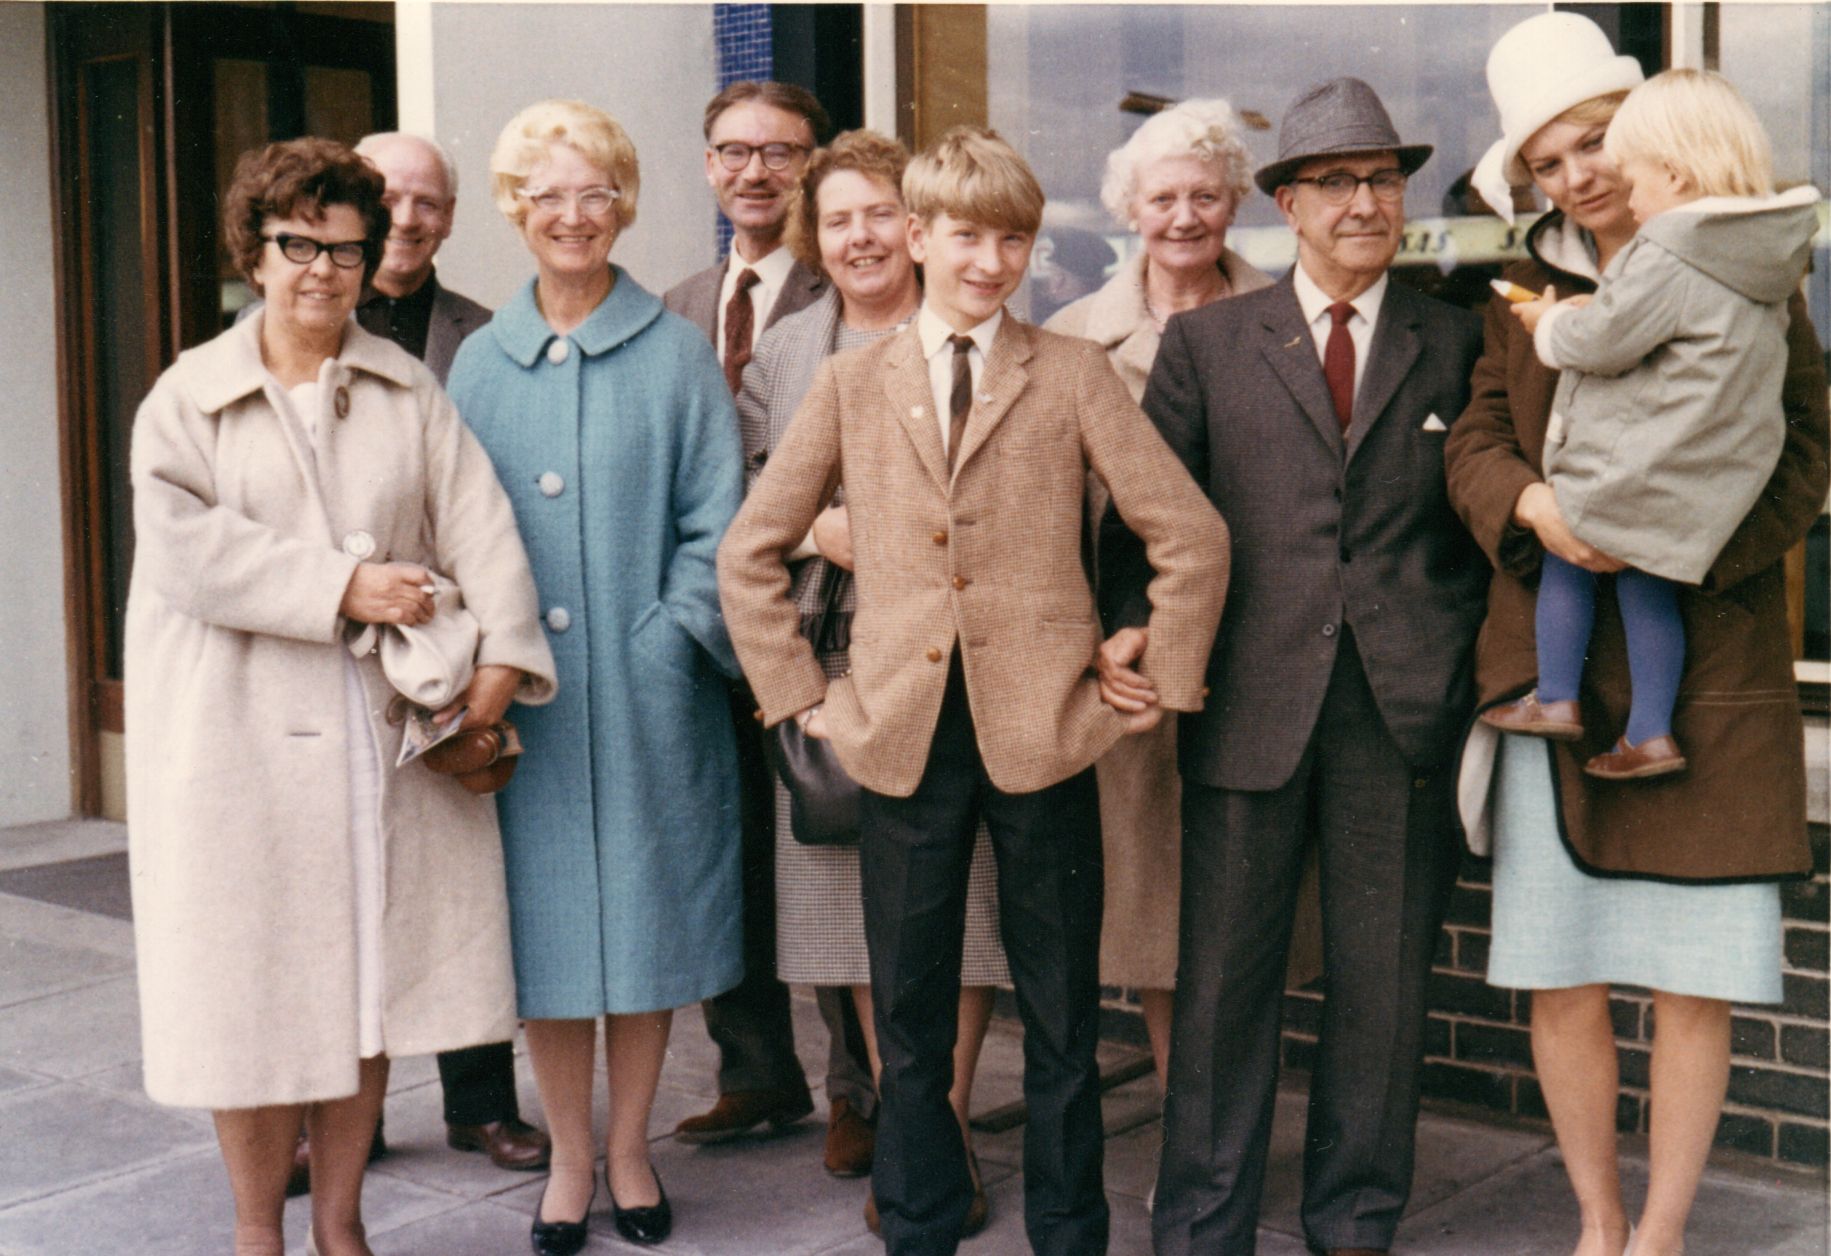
[916, 304, 1002, 457]
[715, 244, 798, 360]
[1291, 262, 1388, 408]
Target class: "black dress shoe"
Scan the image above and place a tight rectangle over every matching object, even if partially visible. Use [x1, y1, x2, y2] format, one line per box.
[529, 1180, 593, 1256]
[610, 1165, 672, 1246]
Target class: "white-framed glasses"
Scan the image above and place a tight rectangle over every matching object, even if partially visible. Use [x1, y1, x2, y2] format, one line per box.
[518, 185, 621, 217]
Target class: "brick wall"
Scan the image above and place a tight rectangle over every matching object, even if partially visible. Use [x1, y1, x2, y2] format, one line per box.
[1273, 821, 1830, 1168]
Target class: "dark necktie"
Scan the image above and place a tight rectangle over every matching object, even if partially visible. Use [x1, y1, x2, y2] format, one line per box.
[946, 333, 974, 471]
[722, 267, 760, 395]
[1324, 301, 1355, 431]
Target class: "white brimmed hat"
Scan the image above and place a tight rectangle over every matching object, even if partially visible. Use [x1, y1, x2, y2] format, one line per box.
[1471, 11, 1644, 224]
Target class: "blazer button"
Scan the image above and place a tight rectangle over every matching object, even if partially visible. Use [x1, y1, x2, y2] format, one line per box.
[952, 575, 969, 590]
[754, 709, 766, 723]
[932, 530, 948, 545]
[1321, 623, 1337, 637]
[925, 647, 942, 663]
[1201, 685, 1211, 698]
[538, 471, 566, 497]
[342, 530, 376, 559]
[546, 607, 572, 633]
[1339, 547, 1352, 563]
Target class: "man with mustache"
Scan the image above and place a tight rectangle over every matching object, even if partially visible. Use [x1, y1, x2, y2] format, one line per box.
[665, 83, 878, 1182]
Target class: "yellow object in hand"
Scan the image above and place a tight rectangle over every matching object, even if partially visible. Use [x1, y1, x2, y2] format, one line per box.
[1489, 279, 1543, 304]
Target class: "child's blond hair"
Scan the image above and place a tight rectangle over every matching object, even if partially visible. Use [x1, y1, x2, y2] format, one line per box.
[902, 126, 1044, 234]
[1604, 69, 1774, 199]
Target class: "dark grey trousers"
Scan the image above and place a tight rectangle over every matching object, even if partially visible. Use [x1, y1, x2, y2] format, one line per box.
[1153, 635, 1459, 1255]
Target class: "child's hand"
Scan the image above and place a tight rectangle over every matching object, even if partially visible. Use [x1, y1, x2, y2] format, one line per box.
[1510, 284, 1558, 335]
[1562, 294, 1591, 309]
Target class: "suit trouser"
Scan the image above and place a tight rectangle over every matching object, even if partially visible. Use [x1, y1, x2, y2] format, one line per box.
[1153, 634, 1459, 1255]
[861, 655, 1107, 1256]
[435, 1042, 522, 1126]
[701, 684, 812, 1099]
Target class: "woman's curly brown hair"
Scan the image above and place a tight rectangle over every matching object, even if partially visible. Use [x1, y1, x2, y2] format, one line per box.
[223, 137, 389, 292]
[784, 129, 912, 275]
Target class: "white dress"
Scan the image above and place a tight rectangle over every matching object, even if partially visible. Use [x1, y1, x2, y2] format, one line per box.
[286, 379, 387, 1057]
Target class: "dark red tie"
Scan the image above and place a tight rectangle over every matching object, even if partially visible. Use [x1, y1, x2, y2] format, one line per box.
[722, 267, 760, 395]
[1324, 301, 1355, 431]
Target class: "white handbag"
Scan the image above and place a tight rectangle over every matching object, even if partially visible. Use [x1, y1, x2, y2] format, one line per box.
[347, 573, 480, 709]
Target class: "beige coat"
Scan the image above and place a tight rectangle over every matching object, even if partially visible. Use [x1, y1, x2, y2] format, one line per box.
[719, 316, 1227, 799]
[125, 314, 556, 1109]
[1045, 250, 1320, 991]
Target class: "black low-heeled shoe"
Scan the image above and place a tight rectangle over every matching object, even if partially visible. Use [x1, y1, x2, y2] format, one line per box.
[610, 1165, 672, 1246]
[529, 1179, 594, 1256]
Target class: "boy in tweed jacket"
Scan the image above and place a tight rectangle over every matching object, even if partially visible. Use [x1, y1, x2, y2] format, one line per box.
[717, 127, 1226, 1256]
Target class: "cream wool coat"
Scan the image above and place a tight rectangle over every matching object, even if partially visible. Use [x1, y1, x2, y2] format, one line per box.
[125, 314, 556, 1109]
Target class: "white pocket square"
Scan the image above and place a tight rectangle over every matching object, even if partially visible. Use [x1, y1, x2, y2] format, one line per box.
[1421, 413, 1448, 432]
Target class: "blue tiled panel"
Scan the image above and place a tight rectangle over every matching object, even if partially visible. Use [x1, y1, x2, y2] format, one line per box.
[712, 4, 773, 257]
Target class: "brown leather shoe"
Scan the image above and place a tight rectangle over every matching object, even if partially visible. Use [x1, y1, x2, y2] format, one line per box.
[673, 1087, 814, 1144]
[823, 1097, 875, 1177]
[1479, 691, 1583, 739]
[446, 1117, 551, 1171]
[1584, 734, 1687, 781]
[286, 1121, 386, 1198]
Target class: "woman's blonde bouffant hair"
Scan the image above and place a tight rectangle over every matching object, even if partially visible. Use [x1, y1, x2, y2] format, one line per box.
[784, 130, 912, 273]
[1604, 69, 1774, 198]
[490, 99, 640, 231]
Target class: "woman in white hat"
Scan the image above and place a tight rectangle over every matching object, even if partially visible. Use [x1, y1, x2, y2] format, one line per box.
[1446, 14, 1828, 1256]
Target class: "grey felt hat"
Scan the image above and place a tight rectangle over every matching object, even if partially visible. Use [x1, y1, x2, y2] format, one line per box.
[1254, 77, 1433, 196]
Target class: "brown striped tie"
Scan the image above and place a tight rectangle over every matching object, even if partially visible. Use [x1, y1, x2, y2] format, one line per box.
[946, 333, 973, 471]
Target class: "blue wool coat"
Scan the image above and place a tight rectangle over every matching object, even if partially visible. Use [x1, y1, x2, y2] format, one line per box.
[448, 269, 744, 1017]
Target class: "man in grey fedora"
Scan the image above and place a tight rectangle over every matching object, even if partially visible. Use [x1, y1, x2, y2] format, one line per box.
[1098, 77, 1487, 1255]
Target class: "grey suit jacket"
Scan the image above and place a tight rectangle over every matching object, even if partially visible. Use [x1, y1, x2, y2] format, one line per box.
[1105, 272, 1487, 790]
[424, 281, 492, 386]
[235, 273, 489, 388]
[663, 255, 829, 345]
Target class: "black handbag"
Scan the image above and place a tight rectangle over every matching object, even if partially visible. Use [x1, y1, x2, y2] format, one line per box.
[763, 563, 862, 846]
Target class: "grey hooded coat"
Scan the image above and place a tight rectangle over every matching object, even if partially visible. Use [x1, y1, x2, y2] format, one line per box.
[1537, 186, 1820, 584]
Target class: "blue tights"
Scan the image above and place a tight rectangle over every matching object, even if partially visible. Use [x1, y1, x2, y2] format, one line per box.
[1536, 553, 1685, 745]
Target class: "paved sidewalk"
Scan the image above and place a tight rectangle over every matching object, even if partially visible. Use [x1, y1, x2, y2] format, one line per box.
[0, 819, 1824, 1255]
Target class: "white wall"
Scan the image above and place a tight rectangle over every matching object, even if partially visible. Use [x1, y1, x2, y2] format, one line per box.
[423, 3, 724, 308]
[0, 2, 74, 826]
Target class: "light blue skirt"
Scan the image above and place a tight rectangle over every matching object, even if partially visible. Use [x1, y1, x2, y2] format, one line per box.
[1485, 733, 1782, 1003]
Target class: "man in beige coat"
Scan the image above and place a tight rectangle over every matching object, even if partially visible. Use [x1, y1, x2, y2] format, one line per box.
[718, 126, 1226, 1256]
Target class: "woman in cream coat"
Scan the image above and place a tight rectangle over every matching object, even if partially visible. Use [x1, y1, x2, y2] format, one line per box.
[1044, 99, 1273, 1091]
[126, 138, 554, 1256]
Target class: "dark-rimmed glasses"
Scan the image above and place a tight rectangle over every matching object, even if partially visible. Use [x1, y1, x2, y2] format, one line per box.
[1289, 169, 1408, 205]
[711, 141, 809, 172]
[263, 232, 368, 269]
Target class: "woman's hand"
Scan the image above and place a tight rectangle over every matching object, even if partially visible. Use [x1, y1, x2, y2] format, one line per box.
[1513, 482, 1627, 573]
[812, 505, 854, 571]
[436, 664, 523, 731]
[340, 562, 436, 625]
[1097, 627, 1163, 734]
[1509, 284, 1558, 335]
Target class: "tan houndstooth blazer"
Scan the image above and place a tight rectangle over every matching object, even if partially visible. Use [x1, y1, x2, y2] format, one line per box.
[717, 314, 1228, 799]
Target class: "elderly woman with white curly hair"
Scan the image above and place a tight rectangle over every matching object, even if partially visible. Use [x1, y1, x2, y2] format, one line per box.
[1045, 98, 1272, 1091]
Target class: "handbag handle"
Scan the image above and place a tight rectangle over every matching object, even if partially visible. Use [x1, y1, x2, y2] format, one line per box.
[801, 561, 852, 656]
